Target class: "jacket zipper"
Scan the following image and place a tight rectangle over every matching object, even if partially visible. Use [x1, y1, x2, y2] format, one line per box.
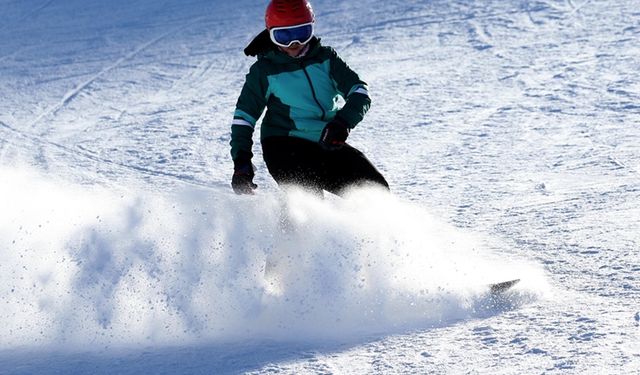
[301, 64, 326, 121]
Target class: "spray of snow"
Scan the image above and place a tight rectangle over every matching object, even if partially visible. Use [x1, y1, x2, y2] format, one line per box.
[0, 166, 549, 349]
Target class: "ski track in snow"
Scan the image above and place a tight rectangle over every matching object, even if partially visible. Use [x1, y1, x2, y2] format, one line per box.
[26, 17, 206, 131]
[0, 120, 222, 188]
[1, 0, 640, 374]
[0, 0, 54, 34]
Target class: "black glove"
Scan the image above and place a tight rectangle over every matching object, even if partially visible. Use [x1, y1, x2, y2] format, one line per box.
[319, 117, 350, 151]
[231, 160, 257, 195]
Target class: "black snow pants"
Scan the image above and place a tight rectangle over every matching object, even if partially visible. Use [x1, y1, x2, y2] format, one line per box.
[262, 136, 389, 196]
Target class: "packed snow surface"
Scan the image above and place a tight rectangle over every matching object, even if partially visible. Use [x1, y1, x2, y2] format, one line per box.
[1, 0, 639, 374]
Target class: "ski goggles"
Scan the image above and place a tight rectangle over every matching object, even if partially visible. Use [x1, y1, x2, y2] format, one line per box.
[269, 22, 314, 48]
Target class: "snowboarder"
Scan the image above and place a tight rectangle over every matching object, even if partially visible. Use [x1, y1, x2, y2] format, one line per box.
[230, 0, 389, 195]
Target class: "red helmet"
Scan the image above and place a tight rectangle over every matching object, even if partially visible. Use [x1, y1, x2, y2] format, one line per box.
[265, 0, 315, 29]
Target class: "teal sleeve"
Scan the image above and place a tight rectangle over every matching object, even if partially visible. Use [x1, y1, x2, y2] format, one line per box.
[230, 63, 268, 162]
[329, 50, 371, 128]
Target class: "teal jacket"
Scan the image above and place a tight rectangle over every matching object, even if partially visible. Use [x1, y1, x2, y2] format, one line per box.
[230, 33, 371, 163]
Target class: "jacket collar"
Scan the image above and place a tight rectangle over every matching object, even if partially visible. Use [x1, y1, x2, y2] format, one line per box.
[263, 37, 322, 63]
[244, 29, 322, 63]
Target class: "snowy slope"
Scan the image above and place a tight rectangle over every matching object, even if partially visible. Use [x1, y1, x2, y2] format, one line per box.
[1, 0, 639, 374]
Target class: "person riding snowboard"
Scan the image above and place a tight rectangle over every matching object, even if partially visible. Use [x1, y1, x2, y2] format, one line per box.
[230, 0, 388, 195]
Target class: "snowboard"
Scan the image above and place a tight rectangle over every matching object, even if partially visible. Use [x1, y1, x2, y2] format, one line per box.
[489, 279, 520, 294]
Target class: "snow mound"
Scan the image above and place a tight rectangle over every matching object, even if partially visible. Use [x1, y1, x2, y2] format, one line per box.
[0, 166, 548, 349]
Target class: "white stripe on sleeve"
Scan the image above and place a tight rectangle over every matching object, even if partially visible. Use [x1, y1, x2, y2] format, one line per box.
[232, 119, 254, 128]
[353, 87, 369, 96]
